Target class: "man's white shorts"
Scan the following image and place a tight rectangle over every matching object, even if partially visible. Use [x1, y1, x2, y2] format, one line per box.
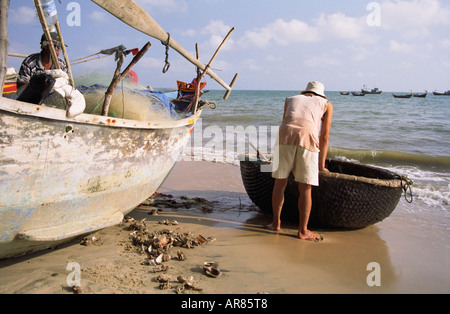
[272, 144, 319, 186]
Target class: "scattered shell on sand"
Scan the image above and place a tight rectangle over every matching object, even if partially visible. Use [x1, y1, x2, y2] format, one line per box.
[203, 262, 221, 278]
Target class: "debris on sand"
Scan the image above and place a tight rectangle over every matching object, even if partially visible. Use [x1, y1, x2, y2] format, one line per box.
[140, 193, 216, 213]
[121, 216, 216, 294]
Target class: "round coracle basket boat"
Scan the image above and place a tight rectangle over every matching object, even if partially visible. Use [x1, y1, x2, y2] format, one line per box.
[239, 154, 412, 229]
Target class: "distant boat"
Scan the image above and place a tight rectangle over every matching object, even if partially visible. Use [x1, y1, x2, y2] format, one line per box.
[413, 91, 427, 98]
[339, 92, 349, 95]
[352, 92, 365, 96]
[392, 93, 413, 98]
[361, 85, 382, 94]
[433, 90, 450, 96]
[361, 87, 382, 94]
[169, 80, 208, 113]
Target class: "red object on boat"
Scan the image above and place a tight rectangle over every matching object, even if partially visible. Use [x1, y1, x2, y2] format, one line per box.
[125, 70, 139, 84]
[177, 80, 206, 92]
[3, 82, 17, 94]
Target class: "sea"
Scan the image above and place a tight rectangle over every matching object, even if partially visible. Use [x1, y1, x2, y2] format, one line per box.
[180, 90, 450, 237]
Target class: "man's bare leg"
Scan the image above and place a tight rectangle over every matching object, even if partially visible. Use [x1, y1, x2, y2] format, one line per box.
[297, 182, 322, 240]
[266, 178, 288, 231]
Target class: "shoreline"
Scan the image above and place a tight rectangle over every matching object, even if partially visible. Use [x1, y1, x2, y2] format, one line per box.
[0, 160, 448, 294]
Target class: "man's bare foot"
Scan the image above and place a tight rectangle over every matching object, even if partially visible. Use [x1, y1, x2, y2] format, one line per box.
[298, 229, 323, 242]
[265, 222, 280, 231]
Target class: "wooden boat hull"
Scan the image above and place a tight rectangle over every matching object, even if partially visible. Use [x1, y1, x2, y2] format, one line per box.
[0, 97, 200, 258]
[239, 155, 404, 229]
[433, 91, 450, 96]
[362, 89, 382, 94]
[393, 94, 413, 98]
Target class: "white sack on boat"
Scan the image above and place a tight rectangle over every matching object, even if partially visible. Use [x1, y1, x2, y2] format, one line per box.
[45, 69, 86, 117]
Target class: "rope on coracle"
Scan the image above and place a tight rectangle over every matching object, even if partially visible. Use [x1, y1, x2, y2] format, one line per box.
[399, 175, 414, 203]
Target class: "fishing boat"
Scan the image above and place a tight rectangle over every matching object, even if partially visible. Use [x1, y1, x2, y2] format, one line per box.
[351, 91, 365, 96]
[413, 91, 427, 98]
[0, 0, 237, 259]
[393, 93, 413, 98]
[433, 90, 450, 96]
[170, 79, 208, 113]
[339, 92, 349, 95]
[239, 154, 412, 229]
[361, 86, 382, 94]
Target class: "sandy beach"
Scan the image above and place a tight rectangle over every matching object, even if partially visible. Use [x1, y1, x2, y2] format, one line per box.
[0, 160, 448, 295]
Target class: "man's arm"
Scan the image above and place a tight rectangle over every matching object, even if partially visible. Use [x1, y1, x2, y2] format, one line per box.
[319, 101, 333, 171]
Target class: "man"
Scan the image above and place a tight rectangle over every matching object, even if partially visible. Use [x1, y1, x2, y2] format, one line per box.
[267, 81, 333, 241]
[17, 32, 68, 89]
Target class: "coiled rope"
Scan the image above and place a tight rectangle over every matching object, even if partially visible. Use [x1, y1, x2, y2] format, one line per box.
[399, 175, 414, 203]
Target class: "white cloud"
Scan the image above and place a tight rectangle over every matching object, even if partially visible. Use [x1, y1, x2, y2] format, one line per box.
[200, 20, 234, 51]
[304, 56, 341, 68]
[440, 39, 450, 48]
[315, 13, 367, 41]
[89, 10, 109, 23]
[240, 18, 319, 48]
[136, 0, 188, 13]
[388, 40, 415, 53]
[9, 6, 36, 24]
[380, 0, 450, 37]
[239, 11, 376, 49]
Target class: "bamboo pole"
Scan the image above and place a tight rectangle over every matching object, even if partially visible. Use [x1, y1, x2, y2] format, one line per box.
[102, 42, 151, 116]
[192, 28, 235, 112]
[55, 21, 74, 86]
[0, 0, 10, 96]
[34, 0, 60, 70]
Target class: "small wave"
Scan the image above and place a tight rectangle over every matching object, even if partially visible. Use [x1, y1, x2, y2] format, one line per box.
[328, 147, 450, 170]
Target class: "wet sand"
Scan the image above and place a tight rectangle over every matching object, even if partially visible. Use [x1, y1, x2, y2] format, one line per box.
[0, 160, 448, 294]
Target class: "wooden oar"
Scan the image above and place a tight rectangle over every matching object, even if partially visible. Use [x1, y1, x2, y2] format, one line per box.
[91, 0, 238, 99]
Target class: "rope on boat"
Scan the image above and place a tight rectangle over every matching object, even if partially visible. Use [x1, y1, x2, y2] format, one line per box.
[196, 100, 217, 111]
[161, 33, 171, 73]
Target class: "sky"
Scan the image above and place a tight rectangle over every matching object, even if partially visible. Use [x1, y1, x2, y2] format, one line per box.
[6, 0, 450, 92]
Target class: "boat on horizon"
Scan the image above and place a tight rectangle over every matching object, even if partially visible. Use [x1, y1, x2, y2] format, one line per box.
[413, 91, 428, 98]
[0, 0, 236, 259]
[393, 93, 413, 98]
[351, 91, 365, 96]
[361, 87, 382, 94]
[339, 91, 349, 95]
[433, 90, 450, 96]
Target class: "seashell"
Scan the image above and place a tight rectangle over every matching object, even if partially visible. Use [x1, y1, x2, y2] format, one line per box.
[176, 284, 185, 294]
[162, 253, 172, 262]
[157, 274, 169, 283]
[203, 262, 221, 278]
[72, 285, 82, 294]
[197, 234, 207, 244]
[177, 249, 186, 261]
[154, 253, 163, 265]
[159, 234, 168, 246]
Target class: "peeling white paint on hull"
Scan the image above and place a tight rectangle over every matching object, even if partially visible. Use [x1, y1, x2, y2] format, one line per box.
[0, 97, 200, 258]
